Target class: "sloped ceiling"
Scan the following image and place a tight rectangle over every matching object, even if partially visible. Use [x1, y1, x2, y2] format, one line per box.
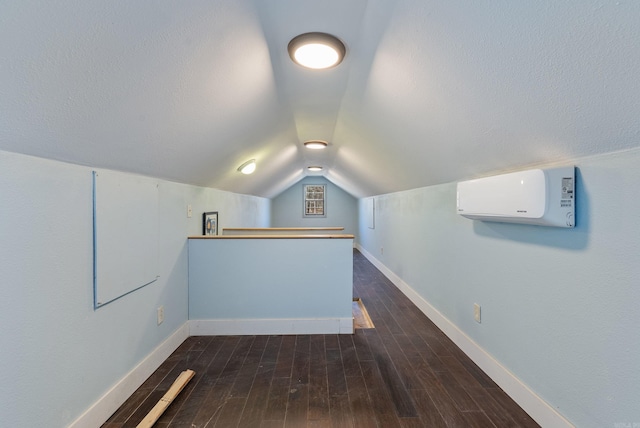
[2, 1, 640, 198]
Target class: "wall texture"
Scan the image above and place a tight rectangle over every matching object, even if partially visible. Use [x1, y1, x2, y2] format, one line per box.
[271, 176, 358, 237]
[357, 148, 640, 427]
[0, 150, 270, 426]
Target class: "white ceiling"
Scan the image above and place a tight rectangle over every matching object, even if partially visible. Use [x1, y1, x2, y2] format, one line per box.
[2, 1, 640, 198]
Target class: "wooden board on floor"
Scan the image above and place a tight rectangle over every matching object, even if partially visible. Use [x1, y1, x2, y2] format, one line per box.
[136, 369, 195, 428]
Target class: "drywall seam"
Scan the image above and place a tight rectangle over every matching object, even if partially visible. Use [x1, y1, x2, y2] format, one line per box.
[355, 244, 575, 428]
[68, 323, 189, 428]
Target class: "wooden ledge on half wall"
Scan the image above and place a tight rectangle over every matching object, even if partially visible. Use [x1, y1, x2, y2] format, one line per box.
[188, 234, 354, 240]
[221, 227, 345, 236]
[223, 227, 344, 232]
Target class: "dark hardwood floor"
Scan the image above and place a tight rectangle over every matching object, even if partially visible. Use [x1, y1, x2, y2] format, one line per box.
[103, 249, 539, 427]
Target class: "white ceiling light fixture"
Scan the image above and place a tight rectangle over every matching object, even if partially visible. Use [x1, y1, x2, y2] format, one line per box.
[237, 159, 256, 175]
[303, 140, 328, 149]
[307, 166, 323, 172]
[288, 32, 346, 69]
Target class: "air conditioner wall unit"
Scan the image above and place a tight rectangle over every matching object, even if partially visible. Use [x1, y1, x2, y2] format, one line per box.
[456, 166, 575, 228]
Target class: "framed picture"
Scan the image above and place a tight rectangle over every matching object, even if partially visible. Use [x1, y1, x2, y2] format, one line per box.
[203, 212, 218, 236]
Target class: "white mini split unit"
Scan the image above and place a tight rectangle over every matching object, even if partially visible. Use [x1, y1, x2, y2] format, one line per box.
[456, 166, 575, 228]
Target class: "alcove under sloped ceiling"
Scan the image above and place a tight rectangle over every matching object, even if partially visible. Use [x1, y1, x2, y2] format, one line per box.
[2, 1, 640, 199]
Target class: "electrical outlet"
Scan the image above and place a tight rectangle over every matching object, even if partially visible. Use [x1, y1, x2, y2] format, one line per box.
[474, 303, 481, 323]
[157, 306, 164, 325]
[380, 247, 384, 255]
[187, 204, 192, 218]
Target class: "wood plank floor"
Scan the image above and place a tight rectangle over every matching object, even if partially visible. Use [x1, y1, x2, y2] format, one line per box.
[103, 249, 540, 428]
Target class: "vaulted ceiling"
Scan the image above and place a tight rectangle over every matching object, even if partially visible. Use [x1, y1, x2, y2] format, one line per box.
[2, 1, 640, 198]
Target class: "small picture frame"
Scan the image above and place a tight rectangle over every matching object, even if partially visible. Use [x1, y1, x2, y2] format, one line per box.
[203, 212, 218, 236]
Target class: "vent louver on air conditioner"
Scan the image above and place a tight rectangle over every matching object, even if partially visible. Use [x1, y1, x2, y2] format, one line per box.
[456, 166, 575, 228]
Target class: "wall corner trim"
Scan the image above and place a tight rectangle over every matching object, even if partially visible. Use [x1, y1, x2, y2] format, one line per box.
[68, 323, 190, 428]
[355, 244, 574, 428]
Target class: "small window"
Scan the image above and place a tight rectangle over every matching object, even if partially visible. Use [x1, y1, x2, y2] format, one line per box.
[304, 184, 326, 217]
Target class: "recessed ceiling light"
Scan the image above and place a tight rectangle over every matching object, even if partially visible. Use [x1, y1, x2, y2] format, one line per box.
[237, 159, 256, 175]
[288, 33, 346, 69]
[304, 140, 328, 149]
[307, 166, 323, 172]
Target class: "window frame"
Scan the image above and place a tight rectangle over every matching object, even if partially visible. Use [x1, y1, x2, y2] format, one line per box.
[303, 184, 326, 218]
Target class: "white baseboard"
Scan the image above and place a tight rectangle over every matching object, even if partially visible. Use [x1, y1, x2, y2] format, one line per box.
[189, 317, 354, 336]
[355, 244, 574, 428]
[68, 323, 189, 428]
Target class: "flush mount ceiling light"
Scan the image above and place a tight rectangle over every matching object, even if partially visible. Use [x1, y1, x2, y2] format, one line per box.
[303, 140, 328, 150]
[237, 159, 256, 175]
[288, 32, 346, 69]
[307, 166, 323, 172]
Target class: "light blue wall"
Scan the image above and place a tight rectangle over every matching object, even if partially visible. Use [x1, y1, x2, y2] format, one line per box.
[357, 148, 640, 427]
[189, 238, 352, 320]
[271, 176, 358, 236]
[0, 150, 270, 427]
